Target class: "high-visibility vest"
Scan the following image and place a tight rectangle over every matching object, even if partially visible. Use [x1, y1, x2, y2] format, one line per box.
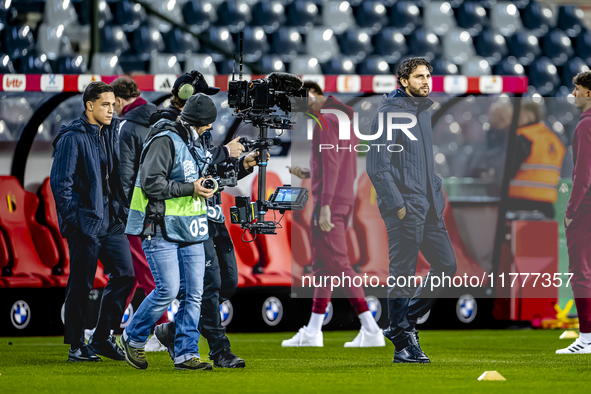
[508, 122, 565, 203]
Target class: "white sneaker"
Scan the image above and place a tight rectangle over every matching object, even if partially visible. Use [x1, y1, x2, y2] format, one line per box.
[344, 327, 386, 347]
[556, 338, 591, 354]
[145, 334, 167, 352]
[281, 326, 323, 347]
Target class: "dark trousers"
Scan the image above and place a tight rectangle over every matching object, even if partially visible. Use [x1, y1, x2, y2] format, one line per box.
[199, 221, 239, 357]
[566, 210, 591, 332]
[64, 225, 135, 347]
[384, 206, 456, 331]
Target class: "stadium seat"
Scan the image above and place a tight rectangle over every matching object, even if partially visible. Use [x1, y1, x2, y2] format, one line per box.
[100, 25, 130, 57]
[130, 26, 166, 61]
[475, 28, 508, 66]
[557, 5, 585, 37]
[0, 53, 16, 73]
[19, 52, 52, 74]
[35, 23, 71, 61]
[456, 1, 488, 35]
[217, 0, 252, 34]
[354, 1, 388, 33]
[507, 31, 541, 66]
[240, 27, 269, 63]
[374, 27, 408, 64]
[143, 0, 183, 33]
[574, 29, 591, 65]
[164, 28, 199, 62]
[202, 27, 236, 62]
[252, 1, 286, 34]
[149, 54, 181, 74]
[521, 0, 555, 37]
[442, 30, 477, 65]
[431, 56, 460, 75]
[541, 29, 574, 67]
[0, 176, 58, 288]
[56, 54, 87, 74]
[305, 27, 341, 63]
[217, 59, 252, 75]
[184, 54, 218, 75]
[183, 0, 218, 34]
[490, 2, 523, 36]
[408, 28, 441, 62]
[75, 0, 113, 27]
[321, 56, 357, 75]
[288, 55, 322, 75]
[2, 25, 35, 60]
[528, 57, 561, 96]
[357, 55, 391, 75]
[0, 2, 18, 30]
[492, 56, 525, 76]
[90, 53, 123, 75]
[338, 30, 373, 63]
[561, 57, 590, 88]
[112, 0, 146, 32]
[270, 27, 304, 62]
[286, 1, 318, 33]
[461, 57, 492, 76]
[321, 1, 357, 35]
[388, 1, 422, 35]
[255, 55, 286, 73]
[44, 0, 78, 29]
[423, 1, 457, 35]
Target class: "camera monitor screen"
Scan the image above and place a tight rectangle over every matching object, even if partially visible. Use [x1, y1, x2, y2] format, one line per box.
[275, 188, 300, 202]
[268, 186, 308, 210]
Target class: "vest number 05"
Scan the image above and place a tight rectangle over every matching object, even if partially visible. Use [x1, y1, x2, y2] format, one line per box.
[190, 218, 208, 237]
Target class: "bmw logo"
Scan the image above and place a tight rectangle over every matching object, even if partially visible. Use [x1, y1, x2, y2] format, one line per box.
[366, 296, 382, 322]
[220, 300, 234, 327]
[120, 304, 134, 328]
[167, 299, 180, 322]
[323, 302, 333, 326]
[456, 294, 477, 323]
[262, 297, 283, 326]
[11, 300, 31, 329]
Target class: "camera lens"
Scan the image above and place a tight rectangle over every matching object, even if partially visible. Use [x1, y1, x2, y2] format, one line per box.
[203, 178, 219, 193]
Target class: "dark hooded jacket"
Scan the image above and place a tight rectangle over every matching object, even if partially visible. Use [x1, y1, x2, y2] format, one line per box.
[366, 88, 445, 219]
[50, 114, 128, 238]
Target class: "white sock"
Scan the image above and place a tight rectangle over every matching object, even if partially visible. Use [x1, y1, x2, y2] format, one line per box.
[359, 311, 380, 334]
[306, 313, 325, 334]
[580, 332, 591, 344]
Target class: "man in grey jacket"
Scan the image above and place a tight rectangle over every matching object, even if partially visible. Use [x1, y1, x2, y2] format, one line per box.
[366, 57, 456, 364]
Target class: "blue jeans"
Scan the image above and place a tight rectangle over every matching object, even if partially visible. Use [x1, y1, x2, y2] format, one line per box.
[123, 228, 206, 364]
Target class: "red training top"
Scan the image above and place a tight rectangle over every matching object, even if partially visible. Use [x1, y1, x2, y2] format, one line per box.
[566, 107, 591, 219]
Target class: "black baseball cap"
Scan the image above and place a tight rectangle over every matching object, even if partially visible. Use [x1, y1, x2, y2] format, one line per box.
[172, 70, 220, 98]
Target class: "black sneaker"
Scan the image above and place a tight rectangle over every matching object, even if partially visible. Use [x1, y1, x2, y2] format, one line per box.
[121, 337, 148, 370]
[67, 344, 101, 362]
[393, 329, 430, 364]
[88, 335, 125, 361]
[406, 329, 429, 361]
[154, 322, 175, 361]
[174, 357, 212, 371]
[212, 349, 245, 368]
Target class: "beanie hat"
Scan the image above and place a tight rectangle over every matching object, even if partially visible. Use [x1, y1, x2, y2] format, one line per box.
[180, 93, 217, 127]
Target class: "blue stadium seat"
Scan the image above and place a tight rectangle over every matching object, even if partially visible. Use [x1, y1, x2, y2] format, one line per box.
[19, 52, 52, 74]
[56, 54, 87, 74]
[355, 1, 388, 33]
[202, 27, 236, 62]
[36, 23, 70, 60]
[288, 55, 322, 75]
[75, 0, 113, 27]
[149, 54, 182, 74]
[164, 28, 199, 62]
[118, 56, 147, 74]
[217, 59, 252, 75]
[217, 0, 252, 34]
[561, 57, 589, 87]
[557, 5, 585, 37]
[574, 29, 591, 64]
[431, 56, 460, 75]
[357, 55, 391, 75]
[0, 2, 18, 30]
[271, 27, 305, 62]
[100, 25, 130, 57]
[456, 1, 488, 35]
[388, 1, 422, 35]
[144, 0, 183, 33]
[44, 0, 78, 29]
[461, 57, 491, 76]
[241, 27, 270, 63]
[112, 0, 146, 32]
[423, 1, 457, 35]
[492, 56, 525, 76]
[184, 54, 217, 74]
[321, 1, 358, 35]
[490, 2, 523, 36]
[129, 26, 165, 61]
[305, 27, 341, 63]
[475, 28, 508, 66]
[286, 1, 318, 33]
[90, 52, 123, 74]
[374, 27, 408, 64]
[255, 55, 286, 73]
[0, 54, 16, 74]
[408, 28, 441, 62]
[183, 0, 218, 34]
[321, 56, 357, 75]
[338, 31, 373, 63]
[2, 25, 35, 60]
[252, 1, 286, 34]
[528, 57, 560, 96]
[521, 0, 555, 37]
[507, 31, 541, 66]
[442, 30, 476, 65]
[541, 29, 574, 66]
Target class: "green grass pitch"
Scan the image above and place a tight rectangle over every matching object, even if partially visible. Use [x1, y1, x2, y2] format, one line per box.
[0, 330, 590, 393]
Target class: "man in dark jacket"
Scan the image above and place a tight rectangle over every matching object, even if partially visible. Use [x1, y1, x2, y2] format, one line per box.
[50, 81, 135, 362]
[366, 58, 456, 364]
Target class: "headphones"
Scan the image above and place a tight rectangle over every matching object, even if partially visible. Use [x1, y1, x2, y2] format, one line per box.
[175, 71, 202, 100]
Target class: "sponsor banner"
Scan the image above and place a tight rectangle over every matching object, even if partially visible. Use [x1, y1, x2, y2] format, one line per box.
[301, 74, 325, 92]
[154, 74, 178, 92]
[41, 74, 64, 92]
[77, 75, 102, 92]
[443, 75, 468, 95]
[372, 75, 397, 93]
[2, 74, 26, 91]
[336, 75, 361, 93]
[479, 76, 503, 94]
